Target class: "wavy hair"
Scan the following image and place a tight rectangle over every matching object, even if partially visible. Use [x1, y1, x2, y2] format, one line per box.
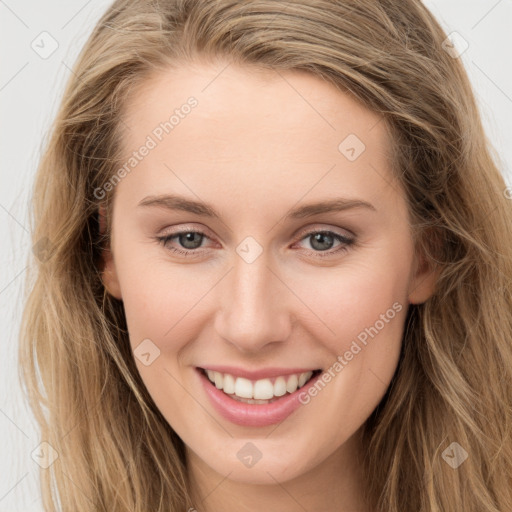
[19, 0, 512, 510]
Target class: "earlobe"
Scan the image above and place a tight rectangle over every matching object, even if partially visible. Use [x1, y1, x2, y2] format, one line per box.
[101, 248, 123, 300]
[408, 250, 441, 305]
[98, 205, 123, 300]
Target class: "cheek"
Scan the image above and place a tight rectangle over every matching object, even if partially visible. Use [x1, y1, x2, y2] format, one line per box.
[116, 258, 198, 410]
[287, 260, 409, 447]
[286, 251, 411, 357]
[111, 230, 204, 345]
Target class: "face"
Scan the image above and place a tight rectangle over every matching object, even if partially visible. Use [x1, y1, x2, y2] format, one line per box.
[101, 60, 436, 486]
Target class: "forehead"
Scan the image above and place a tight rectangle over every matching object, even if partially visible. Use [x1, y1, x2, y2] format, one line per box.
[116, 62, 401, 217]
[122, 61, 388, 146]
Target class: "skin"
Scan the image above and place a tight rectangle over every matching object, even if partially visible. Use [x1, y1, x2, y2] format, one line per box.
[101, 60, 438, 512]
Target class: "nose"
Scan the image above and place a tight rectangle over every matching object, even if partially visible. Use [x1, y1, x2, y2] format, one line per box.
[213, 249, 294, 354]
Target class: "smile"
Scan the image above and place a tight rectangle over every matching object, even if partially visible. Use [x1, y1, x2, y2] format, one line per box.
[202, 368, 321, 403]
[196, 367, 323, 427]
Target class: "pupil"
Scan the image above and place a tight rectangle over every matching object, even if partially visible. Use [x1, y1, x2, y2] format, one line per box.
[312, 233, 333, 251]
[180, 232, 202, 249]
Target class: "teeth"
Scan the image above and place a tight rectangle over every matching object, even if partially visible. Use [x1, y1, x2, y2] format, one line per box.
[204, 369, 315, 400]
[214, 371, 223, 389]
[298, 373, 308, 387]
[235, 377, 253, 398]
[254, 379, 274, 400]
[286, 374, 298, 393]
[223, 373, 235, 394]
[274, 376, 287, 397]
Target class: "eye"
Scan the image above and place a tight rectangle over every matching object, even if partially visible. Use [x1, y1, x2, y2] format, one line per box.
[155, 227, 355, 259]
[156, 228, 211, 257]
[293, 229, 355, 258]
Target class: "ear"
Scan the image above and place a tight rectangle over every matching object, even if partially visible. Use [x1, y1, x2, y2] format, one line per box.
[98, 205, 123, 300]
[407, 243, 441, 305]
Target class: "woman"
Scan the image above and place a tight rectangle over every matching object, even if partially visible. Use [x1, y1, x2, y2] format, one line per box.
[19, 0, 512, 510]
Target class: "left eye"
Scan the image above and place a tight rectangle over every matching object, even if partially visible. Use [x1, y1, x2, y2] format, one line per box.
[156, 229, 355, 258]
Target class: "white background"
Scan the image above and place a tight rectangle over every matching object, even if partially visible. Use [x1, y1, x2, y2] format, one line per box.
[1, 1, 511, 510]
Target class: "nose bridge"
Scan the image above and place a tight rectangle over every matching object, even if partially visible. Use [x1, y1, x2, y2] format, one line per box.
[214, 247, 292, 351]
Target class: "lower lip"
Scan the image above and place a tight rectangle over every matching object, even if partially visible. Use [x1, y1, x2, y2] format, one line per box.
[196, 368, 322, 427]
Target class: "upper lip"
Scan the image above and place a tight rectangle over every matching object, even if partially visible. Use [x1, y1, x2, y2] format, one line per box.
[198, 365, 321, 381]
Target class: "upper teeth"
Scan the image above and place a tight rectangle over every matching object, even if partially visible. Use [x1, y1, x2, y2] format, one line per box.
[205, 370, 314, 400]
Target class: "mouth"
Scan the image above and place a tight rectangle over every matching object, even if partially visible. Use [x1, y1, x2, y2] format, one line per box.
[197, 367, 323, 405]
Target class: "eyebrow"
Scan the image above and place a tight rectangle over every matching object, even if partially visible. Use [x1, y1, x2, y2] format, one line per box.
[138, 194, 376, 219]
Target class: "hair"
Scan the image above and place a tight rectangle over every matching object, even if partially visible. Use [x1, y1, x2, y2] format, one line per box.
[19, 0, 512, 510]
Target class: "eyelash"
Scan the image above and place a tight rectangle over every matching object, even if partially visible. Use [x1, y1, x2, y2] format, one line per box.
[155, 227, 355, 259]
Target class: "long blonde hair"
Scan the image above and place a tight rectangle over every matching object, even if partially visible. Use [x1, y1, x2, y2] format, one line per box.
[19, 1, 512, 510]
